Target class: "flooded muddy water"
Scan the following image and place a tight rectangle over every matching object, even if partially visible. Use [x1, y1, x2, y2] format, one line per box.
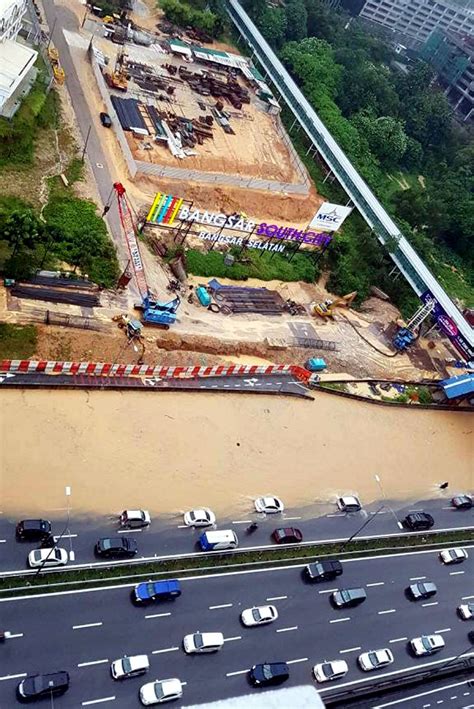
[0, 389, 472, 517]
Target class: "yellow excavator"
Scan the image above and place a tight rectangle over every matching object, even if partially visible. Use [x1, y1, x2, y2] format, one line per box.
[311, 292, 357, 320]
[48, 45, 65, 85]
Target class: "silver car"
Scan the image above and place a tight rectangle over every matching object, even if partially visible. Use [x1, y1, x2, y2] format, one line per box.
[139, 678, 183, 705]
[183, 508, 216, 527]
[111, 655, 149, 680]
[358, 649, 394, 671]
[313, 660, 348, 682]
[241, 605, 278, 627]
[28, 547, 68, 568]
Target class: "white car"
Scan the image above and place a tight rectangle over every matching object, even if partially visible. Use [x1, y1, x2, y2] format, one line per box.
[27, 547, 68, 568]
[313, 660, 348, 683]
[139, 678, 183, 705]
[120, 510, 151, 529]
[439, 548, 468, 565]
[457, 602, 474, 620]
[358, 649, 394, 671]
[183, 508, 216, 527]
[241, 605, 278, 627]
[182, 632, 224, 654]
[337, 496, 362, 512]
[111, 655, 150, 680]
[254, 496, 284, 514]
[410, 634, 445, 656]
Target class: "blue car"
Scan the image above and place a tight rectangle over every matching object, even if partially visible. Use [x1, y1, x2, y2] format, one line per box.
[133, 579, 181, 604]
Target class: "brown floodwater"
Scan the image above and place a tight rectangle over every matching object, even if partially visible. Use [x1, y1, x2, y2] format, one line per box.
[0, 389, 472, 517]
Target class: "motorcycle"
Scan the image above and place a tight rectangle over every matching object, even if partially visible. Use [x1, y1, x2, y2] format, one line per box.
[246, 522, 258, 534]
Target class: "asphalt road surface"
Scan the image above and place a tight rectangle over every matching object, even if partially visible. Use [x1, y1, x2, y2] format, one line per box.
[0, 549, 473, 707]
[371, 678, 474, 709]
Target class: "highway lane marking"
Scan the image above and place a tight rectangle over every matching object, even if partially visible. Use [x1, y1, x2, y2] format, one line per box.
[284, 516, 302, 521]
[78, 659, 109, 667]
[339, 646, 361, 654]
[0, 539, 6, 543]
[72, 622, 103, 629]
[378, 609, 396, 615]
[330, 617, 351, 623]
[372, 680, 472, 707]
[226, 669, 249, 677]
[462, 595, 474, 600]
[53, 533, 77, 540]
[151, 647, 179, 654]
[145, 612, 171, 619]
[276, 626, 298, 633]
[5, 633, 23, 639]
[0, 673, 27, 681]
[224, 636, 241, 642]
[449, 570, 465, 575]
[318, 653, 474, 694]
[286, 658, 308, 665]
[410, 576, 426, 581]
[209, 603, 233, 610]
[434, 628, 451, 633]
[116, 528, 143, 533]
[266, 595, 287, 601]
[177, 524, 188, 529]
[82, 698, 115, 706]
[318, 589, 337, 594]
[232, 520, 252, 524]
[326, 513, 345, 517]
[389, 637, 407, 644]
[367, 582, 385, 587]
[422, 601, 439, 607]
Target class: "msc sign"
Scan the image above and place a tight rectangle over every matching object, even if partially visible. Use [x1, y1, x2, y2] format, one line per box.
[309, 203, 353, 232]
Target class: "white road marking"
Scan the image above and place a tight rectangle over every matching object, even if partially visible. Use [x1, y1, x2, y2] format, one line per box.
[0, 540, 6, 543]
[266, 595, 287, 601]
[5, 633, 23, 639]
[224, 636, 241, 642]
[78, 659, 109, 667]
[151, 647, 179, 655]
[284, 516, 302, 521]
[226, 669, 249, 677]
[73, 622, 103, 629]
[330, 617, 351, 623]
[82, 698, 115, 706]
[389, 637, 408, 644]
[116, 528, 143, 533]
[145, 612, 171, 619]
[410, 576, 426, 581]
[232, 520, 252, 524]
[286, 658, 308, 665]
[449, 570, 465, 575]
[276, 626, 298, 633]
[339, 646, 361, 654]
[327, 513, 345, 517]
[372, 680, 472, 707]
[177, 524, 188, 529]
[318, 589, 337, 594]
[378, 609, 396, 615]
[422, 601, 438, 607]
[462, 595, 474, 600]
[0, 673, 26, 681]
[367, 582, 385, 587]
[434, 628, 451, 634]
[209, 603, 233, 610]
[53, 533, 78, 540]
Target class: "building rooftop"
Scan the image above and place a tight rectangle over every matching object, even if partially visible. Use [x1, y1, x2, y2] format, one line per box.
[0, 38, 37, 99]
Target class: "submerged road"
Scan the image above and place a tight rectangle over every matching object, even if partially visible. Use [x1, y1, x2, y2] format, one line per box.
[0, 549, 473, 707]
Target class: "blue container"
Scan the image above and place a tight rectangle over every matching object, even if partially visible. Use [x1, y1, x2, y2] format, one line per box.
[196, 286, 211, 307]
[306, 358, 327, 372]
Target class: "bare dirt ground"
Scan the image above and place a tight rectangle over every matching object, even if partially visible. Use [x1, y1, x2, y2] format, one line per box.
[1, 387, 471, 517]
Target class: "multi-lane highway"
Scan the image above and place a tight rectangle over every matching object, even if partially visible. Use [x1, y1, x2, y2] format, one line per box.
[1, 548, 473, 707]
[1, 495, 473, 575]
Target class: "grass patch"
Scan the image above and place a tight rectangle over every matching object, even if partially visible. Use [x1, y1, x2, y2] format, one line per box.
[0, 324, 37, 359]
[319, 381, 349, 393]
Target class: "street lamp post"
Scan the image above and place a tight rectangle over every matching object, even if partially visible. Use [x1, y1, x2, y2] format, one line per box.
[65, 486, 75, 562]
[340, 504, 386, 552]
[374, 474, 403, 529]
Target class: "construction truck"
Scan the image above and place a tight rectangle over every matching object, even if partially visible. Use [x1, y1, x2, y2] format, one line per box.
[105, 47, 127, 91]
[48, 46, 65, 85]
[311, 292, 357, 320]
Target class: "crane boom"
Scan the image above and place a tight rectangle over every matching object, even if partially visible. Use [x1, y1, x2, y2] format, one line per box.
[113, 182, 149, 298]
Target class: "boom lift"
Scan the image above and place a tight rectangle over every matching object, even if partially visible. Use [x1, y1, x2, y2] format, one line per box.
[113, 182, 180, 328]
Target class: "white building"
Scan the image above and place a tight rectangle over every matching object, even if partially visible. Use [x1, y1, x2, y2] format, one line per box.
[0, 0, 38, 117]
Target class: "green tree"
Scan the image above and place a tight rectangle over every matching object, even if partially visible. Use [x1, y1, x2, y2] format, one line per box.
[0, 209, 43, 256]
[259, 7, 287, 48]
[351, 112, 408, 166]
[285, 0, 308, 41]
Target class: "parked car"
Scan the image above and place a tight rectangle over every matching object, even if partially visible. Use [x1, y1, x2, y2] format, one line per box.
[99, 112, 112, 128]
[183, 508, 216, 527]
[95, 537, 138, 558]
[358, 649, 394, 671]
[16, 519, 52, 542]
[254, 496, 284, 514]
[406, 582, 437, 600]
[457, 602, 474, 620]
[313, 660, 348, 683]
[337, 496, 361, 513]
[182, 632, 224, 654]
[403, 512, 434, 531]
[304, 559, 343, 583]
[139, 678, 183, 705]
[133, 580, 181, 604]
[331, 587, 367, 608]
[272, 527, 303, 544]
[28, 547, 68, 569]
[120, 510, 151, 529]
[249, 662, 289, 687]
[410, 634, 445, 656]
[451, 495, 473, 510]
[241, 605, 278, 627]
[111, 655, 149, 680]
[440, 548, 468, 565]
[17, 672, 69, 701]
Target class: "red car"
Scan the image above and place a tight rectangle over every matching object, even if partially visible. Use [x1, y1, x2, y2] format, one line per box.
[272, 527, 303, 544]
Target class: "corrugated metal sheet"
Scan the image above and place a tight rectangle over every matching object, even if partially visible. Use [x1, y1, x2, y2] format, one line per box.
[147, 105, 167, 140]
[440, 373, 474, 399]
[110, 96, 147, 134]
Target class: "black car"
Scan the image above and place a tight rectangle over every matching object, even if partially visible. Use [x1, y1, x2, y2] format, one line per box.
[16, 519, 52, 542]
[249, 662, 289, 687]
[403, 512, 434, 531]
[17, 672, 69, 702]
[451, 495, 473, 510]
[407, 581, 437, 600]
[95, 537, 138, 558]
[99, 112, 112, 127]
[304, 559, 343, 582]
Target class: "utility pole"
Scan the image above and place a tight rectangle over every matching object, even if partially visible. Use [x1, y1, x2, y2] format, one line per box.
[374, 474, 403, 529]
[81, 125, 92, 162]
[340, 504, 386, 552]
[47, 18, 56, 49]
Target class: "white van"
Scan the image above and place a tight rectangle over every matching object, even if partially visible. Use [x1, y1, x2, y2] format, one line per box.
[199, 530, 238, 551]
